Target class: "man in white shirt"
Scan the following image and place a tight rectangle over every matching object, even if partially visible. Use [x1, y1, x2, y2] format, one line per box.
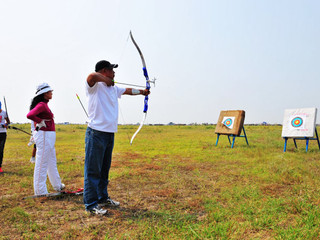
[0, 101, 10, 173]
[84, 60, 150, 215]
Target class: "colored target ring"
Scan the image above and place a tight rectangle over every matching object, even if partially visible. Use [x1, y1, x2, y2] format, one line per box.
[291, 117, 303, 128]
[223, 118, 233, 127]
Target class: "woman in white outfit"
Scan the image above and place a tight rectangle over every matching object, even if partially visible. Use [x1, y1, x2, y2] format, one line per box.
[27, 83, 64, 195]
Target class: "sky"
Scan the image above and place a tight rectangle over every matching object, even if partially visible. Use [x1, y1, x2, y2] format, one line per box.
[0, 0, 319, 125]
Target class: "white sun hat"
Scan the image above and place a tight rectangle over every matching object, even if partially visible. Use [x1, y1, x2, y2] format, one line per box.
[35, 83, 53, 96]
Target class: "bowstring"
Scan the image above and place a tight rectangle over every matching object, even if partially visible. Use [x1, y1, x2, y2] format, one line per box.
[117, 32, 132, 143]
[118, 101, 131, 143]
[117, 33, 130, 65]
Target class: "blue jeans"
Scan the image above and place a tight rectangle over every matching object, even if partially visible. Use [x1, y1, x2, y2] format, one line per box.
[84, 127, 114, 210]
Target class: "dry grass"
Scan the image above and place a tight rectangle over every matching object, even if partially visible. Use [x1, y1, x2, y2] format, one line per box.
[1, 124, 320, 239]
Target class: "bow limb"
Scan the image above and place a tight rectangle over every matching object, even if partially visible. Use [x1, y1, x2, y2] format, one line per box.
[3, 97, 9, 119]
[129, 31, 151, 145]
[9, 126, 32, 136]
[130, 113, 147, 145]
[3, 96, 31, 136]
[3, 96, 10, 125]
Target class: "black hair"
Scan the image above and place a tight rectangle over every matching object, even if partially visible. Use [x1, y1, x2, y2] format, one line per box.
[30, 94, 46, 110]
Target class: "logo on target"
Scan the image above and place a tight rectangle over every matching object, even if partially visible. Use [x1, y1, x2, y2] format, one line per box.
[291, 117, 303, 128]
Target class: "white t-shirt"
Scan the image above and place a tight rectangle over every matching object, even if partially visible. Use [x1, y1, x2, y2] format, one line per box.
[86, 82, 125, 133]
[0, 110, 8, 133]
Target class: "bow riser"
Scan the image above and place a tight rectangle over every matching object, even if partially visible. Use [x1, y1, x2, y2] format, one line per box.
[143, 96, 149, 113]
[143, 67, 149, 82]
[143, 67, 150, 113]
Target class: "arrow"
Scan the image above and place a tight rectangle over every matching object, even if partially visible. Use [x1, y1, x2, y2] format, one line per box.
[76, 94, 89, 118]
[114, 78, 156, 89]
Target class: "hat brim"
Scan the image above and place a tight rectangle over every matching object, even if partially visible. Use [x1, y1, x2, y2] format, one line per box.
[35, 87, 53, 96]
[95, 64, 118, 72]
[104, 64, 118, 70]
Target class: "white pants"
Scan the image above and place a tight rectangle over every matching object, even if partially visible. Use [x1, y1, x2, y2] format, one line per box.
[33, 130, 62, 195]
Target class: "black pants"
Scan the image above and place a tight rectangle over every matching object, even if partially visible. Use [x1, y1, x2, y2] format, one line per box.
[0, 132, 7, 168]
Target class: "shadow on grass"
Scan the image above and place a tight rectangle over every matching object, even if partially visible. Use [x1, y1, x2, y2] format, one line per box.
[110, 206, 199, 225]
[53, 195, 84, 204]
[22, 193, 84, 204]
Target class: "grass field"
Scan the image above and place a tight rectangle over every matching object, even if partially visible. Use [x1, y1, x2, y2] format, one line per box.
[1, 124, 320, 239]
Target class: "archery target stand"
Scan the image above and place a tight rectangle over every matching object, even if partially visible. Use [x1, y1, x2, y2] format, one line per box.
[282, 108, 320, 152]
[215, 110, 249, 148]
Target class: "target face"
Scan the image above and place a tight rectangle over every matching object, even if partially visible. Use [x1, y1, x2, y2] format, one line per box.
[223, 118, 233, 127]
[282, 110, 314, 137]
[222, 116, 235, 129]
[282, 108, 317, 137]
[288, 114, 306, 130]
[291, 117, 303, 128]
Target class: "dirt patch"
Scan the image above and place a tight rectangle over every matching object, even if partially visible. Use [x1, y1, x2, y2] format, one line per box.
[260, 184, 288, 197]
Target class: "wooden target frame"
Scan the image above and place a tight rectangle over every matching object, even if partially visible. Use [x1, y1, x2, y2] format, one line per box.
[215, 110, 249, 148]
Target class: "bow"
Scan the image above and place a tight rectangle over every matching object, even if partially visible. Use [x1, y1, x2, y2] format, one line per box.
[129, 31, 151, 145]
[3, 96, 31, 136]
